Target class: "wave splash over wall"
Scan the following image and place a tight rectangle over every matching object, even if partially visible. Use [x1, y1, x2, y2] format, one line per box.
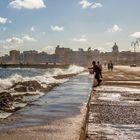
[0, 65, 85, 91]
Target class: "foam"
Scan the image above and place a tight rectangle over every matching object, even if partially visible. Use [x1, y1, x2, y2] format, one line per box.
[0, 65, 85, 90]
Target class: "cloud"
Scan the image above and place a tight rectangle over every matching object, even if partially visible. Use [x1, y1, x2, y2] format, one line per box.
[0, 17, 12, 24]
[108, 25, 122, 32]
[0, 17, 8, 24]
[9, 0, 46, 9]
[51, 26, 64, 31]
[91, 3, 103, 9]
[22, 35, 36, 42]
[130, 32, 140, 39]
[41, 45, 55, 54]
[72, 35, 87, 42]
[0, 35, 36, 50]
[1, 37, 23, 50]
[79, 0, 92, 8]
[30, 26, 35, 32]
[79, 0, 103, 9]
[6, 37, 24, 45]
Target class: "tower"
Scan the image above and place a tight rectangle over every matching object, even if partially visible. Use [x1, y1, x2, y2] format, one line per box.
[112, 43, 119, 64]
[112, 42, 119, 53]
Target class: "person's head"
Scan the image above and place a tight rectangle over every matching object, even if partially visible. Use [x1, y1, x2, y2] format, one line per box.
[92, 61, 96, 66]
[97, 61, 100, 64]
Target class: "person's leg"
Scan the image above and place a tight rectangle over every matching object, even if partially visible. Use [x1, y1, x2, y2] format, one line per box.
[95, 74, 102, 86]
[100, 71, 102, 78]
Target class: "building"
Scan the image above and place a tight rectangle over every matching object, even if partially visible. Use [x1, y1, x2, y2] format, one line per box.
[55, 45, 100, 66]
[112, 42, 119, 53]
[9, 50, 20, 64]
[22, 50, 38, 64]
[1, 43, 140, 66]
[55, 45, 72, 64]
[112, 43, 119, 64]
[35, 52, 56, 64]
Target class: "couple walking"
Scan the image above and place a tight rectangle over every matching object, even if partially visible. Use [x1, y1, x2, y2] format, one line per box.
[89, 61, 102, 87]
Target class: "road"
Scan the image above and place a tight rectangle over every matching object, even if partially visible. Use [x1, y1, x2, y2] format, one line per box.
[86, 66, 140, 140]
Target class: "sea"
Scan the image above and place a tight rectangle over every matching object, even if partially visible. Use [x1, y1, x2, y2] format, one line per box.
[0, 65, 85, 91]
[0, 65, 85, 118]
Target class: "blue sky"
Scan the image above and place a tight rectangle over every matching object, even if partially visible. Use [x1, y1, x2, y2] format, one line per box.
[0, 0, 140, 55]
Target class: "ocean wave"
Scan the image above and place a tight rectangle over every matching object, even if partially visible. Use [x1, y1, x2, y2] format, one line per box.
[0, 65, 85, 90]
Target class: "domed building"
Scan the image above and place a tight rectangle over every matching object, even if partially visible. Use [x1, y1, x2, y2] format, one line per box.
[112, 43, 119, 64]
[112, 42, 119, 53]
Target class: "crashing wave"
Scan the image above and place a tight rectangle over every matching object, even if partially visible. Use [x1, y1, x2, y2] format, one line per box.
[0, 65, 85, 90]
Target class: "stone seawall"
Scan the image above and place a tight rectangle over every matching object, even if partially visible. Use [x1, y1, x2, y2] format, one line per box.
[0, 64, 69, 69]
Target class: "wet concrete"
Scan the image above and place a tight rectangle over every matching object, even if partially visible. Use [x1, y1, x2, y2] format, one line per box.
[0, 72, 92, 140]
[86, 67, 140, 140]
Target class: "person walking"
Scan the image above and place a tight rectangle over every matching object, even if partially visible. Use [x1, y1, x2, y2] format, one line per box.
[108, 62, 110, 71]
[110, 62, 114, 71]
[108, 61, 114, 71]
[89, 61, 102, 87]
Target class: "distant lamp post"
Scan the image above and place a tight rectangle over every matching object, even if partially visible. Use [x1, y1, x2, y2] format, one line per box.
[131, 41, 139, 65]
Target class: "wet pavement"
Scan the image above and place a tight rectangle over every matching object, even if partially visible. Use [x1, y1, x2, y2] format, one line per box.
[0, 72, 92, 140]
[86, 67, 140, 140]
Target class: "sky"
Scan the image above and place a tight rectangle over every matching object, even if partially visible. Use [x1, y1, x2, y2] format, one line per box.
[0, 0, 140, 55]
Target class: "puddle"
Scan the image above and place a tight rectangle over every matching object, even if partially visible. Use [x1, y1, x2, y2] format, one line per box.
[96, 85, 140, 94]
[98, 93, 121, 101]
[87, 123, 140, 140]
[106, 81, 140, 84]
[95, 85, 140, 103]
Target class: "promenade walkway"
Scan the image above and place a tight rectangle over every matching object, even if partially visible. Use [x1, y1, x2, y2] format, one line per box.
[0, 72, 92, 140]
[86, 67, 140, 140]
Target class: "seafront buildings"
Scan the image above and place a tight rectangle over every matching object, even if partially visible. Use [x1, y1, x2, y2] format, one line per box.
[0, 50, 56, 65]
[0, 43, 140, 66]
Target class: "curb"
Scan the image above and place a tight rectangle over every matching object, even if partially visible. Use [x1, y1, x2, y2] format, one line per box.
[78, 89, 93, 140]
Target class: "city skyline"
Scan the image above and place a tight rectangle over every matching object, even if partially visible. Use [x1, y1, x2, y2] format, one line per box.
[0, 0, 140, 56]
[1, 43, 140, 66]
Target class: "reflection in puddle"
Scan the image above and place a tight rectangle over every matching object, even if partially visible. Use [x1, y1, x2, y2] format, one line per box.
[98, 93, 121, 101]
[96, 86, 140, 103]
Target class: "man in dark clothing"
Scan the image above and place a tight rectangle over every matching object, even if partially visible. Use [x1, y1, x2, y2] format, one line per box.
[89, 61, 102, 86]
[108, 61, 114, 71]
[97, 61, 102, 78]
[110, 62, 113, 71]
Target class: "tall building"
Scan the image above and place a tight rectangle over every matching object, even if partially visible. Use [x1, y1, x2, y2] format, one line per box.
[55, 45, 72, 64]
[9, 50, 20, 64]
[55, 45, 100, 66]
[22, 50, 38, 64]
[112, 43, 119, 64]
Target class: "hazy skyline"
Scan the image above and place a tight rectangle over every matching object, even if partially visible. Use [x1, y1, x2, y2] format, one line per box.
[0, 0, 140, 55]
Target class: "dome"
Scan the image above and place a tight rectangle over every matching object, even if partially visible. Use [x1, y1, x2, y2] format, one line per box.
[112, 42, 119, 53]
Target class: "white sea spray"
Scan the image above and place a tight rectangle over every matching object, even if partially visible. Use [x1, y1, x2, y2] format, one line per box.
[0, 65, 85, 90]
